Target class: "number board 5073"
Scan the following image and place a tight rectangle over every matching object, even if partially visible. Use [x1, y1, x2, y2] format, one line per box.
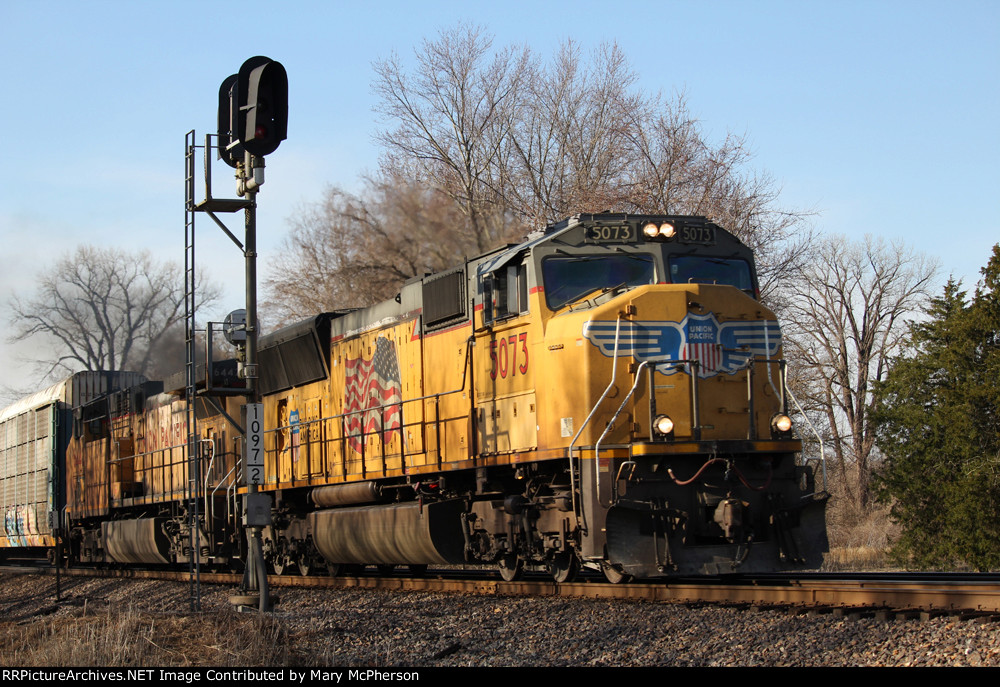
[678, 224, 716, 245]
[584, 224, 635, 243]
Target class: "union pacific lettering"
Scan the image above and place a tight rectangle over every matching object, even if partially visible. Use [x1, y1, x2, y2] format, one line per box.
[135, 405, 187, 454]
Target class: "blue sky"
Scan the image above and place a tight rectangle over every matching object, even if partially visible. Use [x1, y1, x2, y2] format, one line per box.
[1, 0, 998, 395]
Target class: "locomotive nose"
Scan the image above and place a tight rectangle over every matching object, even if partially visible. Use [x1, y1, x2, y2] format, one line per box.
[577, 284, 785, 445]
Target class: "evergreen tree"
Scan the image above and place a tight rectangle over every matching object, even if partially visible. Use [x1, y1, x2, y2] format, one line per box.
[874, 246, 1000, 570]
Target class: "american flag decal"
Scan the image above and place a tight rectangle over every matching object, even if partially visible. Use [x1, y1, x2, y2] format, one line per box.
[344, 337, 402, 453]
[681, 313, 722, 375]
[682, 341, 722, 374]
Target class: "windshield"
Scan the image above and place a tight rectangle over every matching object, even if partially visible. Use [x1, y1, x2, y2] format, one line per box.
[542, 254, 656, 310]
[668, 256, 754, 294]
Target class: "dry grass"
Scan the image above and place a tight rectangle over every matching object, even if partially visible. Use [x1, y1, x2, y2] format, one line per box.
[0, 575, 418, 668]
[823, 546, 891, 571]
[0, 602, 302, 667]
[821, 479, 900, 571]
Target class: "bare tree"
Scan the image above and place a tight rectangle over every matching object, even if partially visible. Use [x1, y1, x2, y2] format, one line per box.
[371, 25, 810, 268]
[780, 235, 938, 510]
[621, 91, 813, 296]
[8, 246, 221, 379]
[264, 177, 523, 326]
[264, 188, 381, 324]
[506, 41, 642, 225]
[373, 23, 530, 253]
[267, 25, 810, 321]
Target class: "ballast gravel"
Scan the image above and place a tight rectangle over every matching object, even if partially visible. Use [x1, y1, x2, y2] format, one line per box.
[1, 572, 998, 667]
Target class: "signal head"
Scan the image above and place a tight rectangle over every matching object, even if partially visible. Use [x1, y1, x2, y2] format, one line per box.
[236, 56, 288, 157]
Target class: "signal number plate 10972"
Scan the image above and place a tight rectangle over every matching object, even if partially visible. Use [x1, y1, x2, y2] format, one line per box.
[245, 403, 263, 485]
[585, 225, 634, 243]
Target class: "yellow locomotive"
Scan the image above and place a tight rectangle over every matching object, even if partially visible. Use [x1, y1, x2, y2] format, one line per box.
[2, 213, 827, 581]
[62, 363, 244, 567]
[255, 213, 828, 580]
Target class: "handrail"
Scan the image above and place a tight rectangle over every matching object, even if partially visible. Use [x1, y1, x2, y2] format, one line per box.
[211, 464, 238, 525]
[593, 360, 650, 508]
[200, 438, 215, 521]
[228, 437, 242, 527]
[95, 338, 475, 498]
[586, 354, 798, 511]
[261, 336, 475, 471]
[568, 314, 622, 529]
[743, 357, 788, 439]
[786, 384, 827, 489]
[200, 438, 223, 526]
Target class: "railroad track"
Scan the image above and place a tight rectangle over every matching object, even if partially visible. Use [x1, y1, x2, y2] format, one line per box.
[10, 564, 1000, 619]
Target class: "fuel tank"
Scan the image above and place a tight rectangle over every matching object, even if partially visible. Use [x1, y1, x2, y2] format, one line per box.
[308, 500, 467, 566]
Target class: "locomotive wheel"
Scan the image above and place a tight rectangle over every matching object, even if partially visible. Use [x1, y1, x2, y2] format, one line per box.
[377, 564, 396, 576]
[549, 551, 579, 584]
[498, 554, 523, 582]
[327, 563, 344, 577]
[271, 538, 290, 575]
[298, 556, 312, 577]
[601, 561, 631, 584]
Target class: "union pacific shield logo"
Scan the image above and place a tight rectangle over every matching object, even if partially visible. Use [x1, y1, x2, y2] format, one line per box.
[582, 315, 781, 378]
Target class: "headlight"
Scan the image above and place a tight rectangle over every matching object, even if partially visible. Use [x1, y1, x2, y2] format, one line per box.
[770, 413, 793, 434]
[654, 414, 675, 436]
[642, 221, 677, 240]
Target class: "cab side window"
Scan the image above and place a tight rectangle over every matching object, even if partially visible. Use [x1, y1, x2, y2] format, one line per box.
[484, 262, 528, 324]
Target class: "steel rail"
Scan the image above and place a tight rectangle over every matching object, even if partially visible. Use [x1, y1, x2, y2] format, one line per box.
[14, 566, 1000, 615]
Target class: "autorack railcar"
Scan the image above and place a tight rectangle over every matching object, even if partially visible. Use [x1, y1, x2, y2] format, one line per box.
[0, 372, 143, 561]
